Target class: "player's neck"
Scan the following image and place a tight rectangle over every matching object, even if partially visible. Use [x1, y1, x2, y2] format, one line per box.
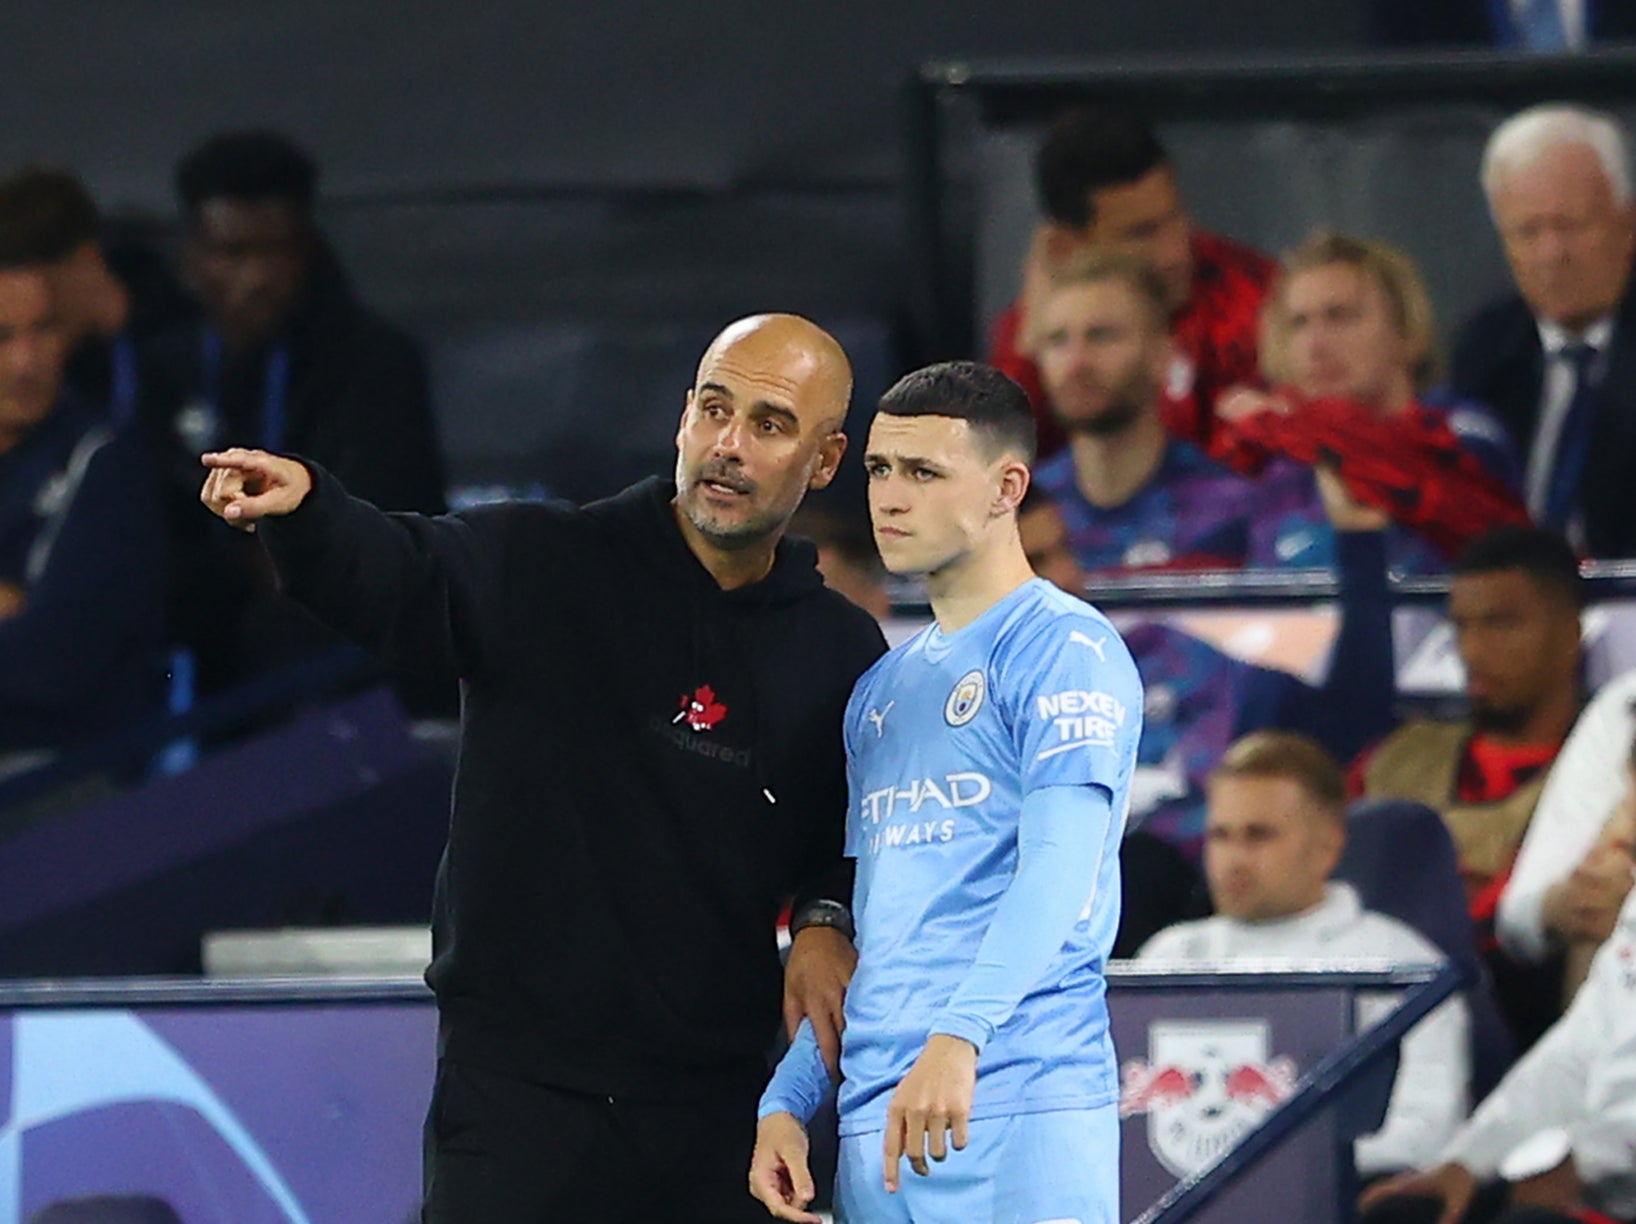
[1069, 410, 1167, 509]
[926, 535, 1037, 635]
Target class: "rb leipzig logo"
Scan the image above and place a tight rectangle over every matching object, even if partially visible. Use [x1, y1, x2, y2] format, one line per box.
[1119, 1018, 1296, 1178]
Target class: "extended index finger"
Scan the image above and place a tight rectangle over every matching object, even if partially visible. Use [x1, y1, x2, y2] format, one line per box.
[201, 447, 274, 472]
[882, 1114, 905, 1192]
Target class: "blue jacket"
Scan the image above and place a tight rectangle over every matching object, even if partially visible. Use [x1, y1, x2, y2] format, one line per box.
[0, 396, 166, 752]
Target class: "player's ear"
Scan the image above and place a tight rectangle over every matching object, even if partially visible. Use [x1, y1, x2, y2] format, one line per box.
[993, 459, 1030, 518]
[808, 430, 848, 491]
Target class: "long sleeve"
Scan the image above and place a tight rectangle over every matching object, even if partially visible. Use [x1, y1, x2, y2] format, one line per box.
[1442, 954, 1602, 1177]
[258, 460, 500, 689]
[758, 1019, 834, 1125]
[1497, 670, 1636, 963]
[931, 784, 1114, 1051]
[1236, 529, 1396, 763]
[0, 427, 165, 741]
[1354, 989, 1471, 1175]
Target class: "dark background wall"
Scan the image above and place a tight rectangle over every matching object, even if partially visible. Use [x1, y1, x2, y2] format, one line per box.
[0, 0, 1368, 332]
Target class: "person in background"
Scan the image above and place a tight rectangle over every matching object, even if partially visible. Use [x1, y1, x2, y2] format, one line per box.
[1358, 890, 1636, 1224]
[138, 131, 447, 698]
[1498, 676, 1636, 1008]
[1357, 527, 1584, 1047]
[0, 260, 164, 763]
[1140, 731, 1470, 1183]
[1452, 105, 1636, 557]
[1028, 249, 1264, 573]
[989, 104, 1274, 457]
[792, 508, 891, 623]
[1218, 232, 1528, 574]
[0, 167, 148, 426]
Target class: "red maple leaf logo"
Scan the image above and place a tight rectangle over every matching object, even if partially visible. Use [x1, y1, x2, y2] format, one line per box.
[676, 684, 728, 732]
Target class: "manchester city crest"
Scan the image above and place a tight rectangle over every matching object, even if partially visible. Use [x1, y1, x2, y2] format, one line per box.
[944, 670, 986, 727]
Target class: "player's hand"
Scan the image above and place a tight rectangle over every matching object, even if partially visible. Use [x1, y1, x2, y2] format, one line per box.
[747, 1111, 822, 1222]
[882, 1034, 976, 1192]
[1315, 464, 1391, 533]
[200, 448, 313, 532]
[1558, 842, 1636, 944]
[1357, 1162, 1476, 1224]
[1016, 222, 1084, 356]
[1216, 386, 1293, 422]
[784, 925, 856, 1079]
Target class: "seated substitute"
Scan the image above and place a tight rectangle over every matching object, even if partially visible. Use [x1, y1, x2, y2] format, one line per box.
[0, 166, 145, 425]
[0, 260, 165, 760]
[138, 131, 447, 697]
[1358, 886, 1636, 1224]
[989, 104, 1274, 456]
[1028, 249, 1264, 573]
[750, 362, 1142, 1223]
[1218, 232, 1528, 574]
[1498, 674, 1636, 1008]
[1140, 731, 1471, 1181]
[1357, 527, 1584, 1048]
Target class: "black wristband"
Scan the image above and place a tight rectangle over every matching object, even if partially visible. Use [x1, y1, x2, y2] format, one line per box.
[789, 898, 855, 942]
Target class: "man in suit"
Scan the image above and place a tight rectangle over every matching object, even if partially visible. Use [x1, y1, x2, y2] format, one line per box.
[1450, 104, 1636, 558]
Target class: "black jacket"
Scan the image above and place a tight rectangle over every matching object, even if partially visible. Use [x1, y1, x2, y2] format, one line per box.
[261, 471, 885, 1097]
[0, 397, 166, 751]
[1450, 279, 1636, 558]
[137, 248, 448, 695]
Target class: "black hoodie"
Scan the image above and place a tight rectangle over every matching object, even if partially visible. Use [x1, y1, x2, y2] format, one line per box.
[261, 469, 885, 1099]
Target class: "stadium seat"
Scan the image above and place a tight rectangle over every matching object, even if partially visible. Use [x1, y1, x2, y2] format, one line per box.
[1333, 798, 1517, 1101]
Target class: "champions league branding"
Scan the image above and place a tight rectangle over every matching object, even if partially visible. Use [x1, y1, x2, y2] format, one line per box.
[1119, 1019, 1296, 1179]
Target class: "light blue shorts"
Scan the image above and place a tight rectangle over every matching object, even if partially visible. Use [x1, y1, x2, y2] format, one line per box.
[835, 1105, 1119, 1224]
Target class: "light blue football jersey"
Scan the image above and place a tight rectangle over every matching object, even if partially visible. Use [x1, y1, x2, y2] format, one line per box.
[837, 578, 1142, 1137]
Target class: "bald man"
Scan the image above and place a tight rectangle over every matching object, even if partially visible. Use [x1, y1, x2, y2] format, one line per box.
[201, 315, 887, 1223]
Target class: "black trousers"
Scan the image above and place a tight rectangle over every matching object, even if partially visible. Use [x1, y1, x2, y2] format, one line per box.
[421, 1059, 770, 1223]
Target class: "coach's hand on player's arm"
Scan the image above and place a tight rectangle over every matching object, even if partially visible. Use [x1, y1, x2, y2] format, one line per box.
[1356, 1161, 1476, 1224]
[784, 926, 857, 1079]
[748, 1111, 823, 1222]
[199, 448, 314, 533]
[883, 1034, 977, 1192]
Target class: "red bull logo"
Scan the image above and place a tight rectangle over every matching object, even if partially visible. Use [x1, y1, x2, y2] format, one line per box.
[1119, 1019, 1297, 1178]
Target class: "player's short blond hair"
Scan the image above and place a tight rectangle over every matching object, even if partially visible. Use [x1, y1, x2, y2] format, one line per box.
[1026, 248, 1171, 352]
[1211, 731, 1347, 827]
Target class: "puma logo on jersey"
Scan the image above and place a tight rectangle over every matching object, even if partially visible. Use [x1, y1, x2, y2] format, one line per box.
[1068, 630, 1108, 661]
[867, 701, 895, 738]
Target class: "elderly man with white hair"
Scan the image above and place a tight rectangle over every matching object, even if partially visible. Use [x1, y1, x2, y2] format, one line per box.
[1451, 103, 1636, 558]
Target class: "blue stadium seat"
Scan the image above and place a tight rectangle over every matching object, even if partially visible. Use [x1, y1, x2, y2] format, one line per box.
[1333, 798, 1517, 1101]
